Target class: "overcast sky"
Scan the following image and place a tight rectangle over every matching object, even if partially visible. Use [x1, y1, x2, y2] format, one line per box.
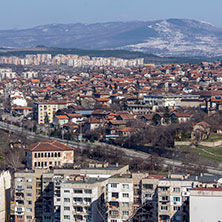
[0, 0, 221, 29]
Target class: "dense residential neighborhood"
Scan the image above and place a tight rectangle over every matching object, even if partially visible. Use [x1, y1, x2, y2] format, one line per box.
[2, 54, 222, 222]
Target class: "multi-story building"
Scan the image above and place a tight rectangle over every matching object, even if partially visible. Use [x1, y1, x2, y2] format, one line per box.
[60, 176, 107, 222]
[0, 170, 11, 222]
[33, 102, 54, 125]
[25, 140, 74, 169]
[107, 174, 134, 222]
[14, 164, 129, 222]
[14, 169, 46, 222]
[190, 187, 222, 222]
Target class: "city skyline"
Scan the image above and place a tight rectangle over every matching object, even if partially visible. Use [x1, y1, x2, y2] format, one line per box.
[0, 0, 222, 30]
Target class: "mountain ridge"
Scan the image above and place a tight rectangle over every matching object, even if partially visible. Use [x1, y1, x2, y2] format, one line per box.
[1, 19, 222, 57]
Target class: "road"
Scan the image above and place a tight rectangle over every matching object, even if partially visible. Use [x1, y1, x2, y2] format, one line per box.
[1, 121, 222, 176]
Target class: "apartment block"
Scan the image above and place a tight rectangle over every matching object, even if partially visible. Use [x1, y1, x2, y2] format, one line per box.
[0, 171, 11, 222]
[33, 102, 53, 125]
[25, 140, 74, 169]
[190, 187, 222, 222]
[107, 174, 134, 222]
[60, 176, 107, 222]
[14, 169, 47, 222]
[14, 164, 129, 222]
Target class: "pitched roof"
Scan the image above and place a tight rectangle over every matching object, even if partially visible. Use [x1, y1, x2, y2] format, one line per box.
[25, 140, 73, 151]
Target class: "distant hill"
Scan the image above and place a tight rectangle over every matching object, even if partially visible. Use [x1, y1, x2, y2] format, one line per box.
[1, 19, 222, 57]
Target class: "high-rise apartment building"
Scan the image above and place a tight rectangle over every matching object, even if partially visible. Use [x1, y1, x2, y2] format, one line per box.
[0, 171, 11, 222]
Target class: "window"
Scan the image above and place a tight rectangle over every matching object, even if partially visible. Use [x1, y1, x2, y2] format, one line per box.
[48, 153, 50, 157]
[58, 152, 61, 157]
[159, 187, 168, 191]
[122, 193, 129, 198]
[74, 189, 83, 193]
[145, 193, 152, 198]
[143, 184, 153, 189]
[122, 202, 129, 207]
[112, 192, 119, 198]
[27, 186, 32, 190]
[55, 153, 57, 157]
[41, 153, 43, 158]
[84, 198, 91, 203]
[123, 184, 129, 189]
[122, 211, 129, 216]
[175, 216, 181, 221]
[110, 210, 119, 216]
[174, 206, 181, 211]
[26, 178, 32, 182]
[26, 216, 32, 219]
[26, 193, 32, 197]
[85, 189, 92, 194]
[26, 208, 32, 212]
[161, 196, 169, 201]
[64, 190, 70, 193]
[45, 162, 47, 167]
[74, 198, 83, 203]
[17, 216, 23, 219]
[64, 198, 70, 202]
[173, 197, 180, 202]
[34, 153, 37, 158]
[161, 206, 168, 211]
[111, 220, 117, 222]
[64, 206, 70, 211]
[34, 162, 37, 167]
[64, 215, 70, 219]
[173, 187, 180, 192]
[38, 153, 40, 158]
[27, 201, 32, 205]
[111, 183, 117, 188]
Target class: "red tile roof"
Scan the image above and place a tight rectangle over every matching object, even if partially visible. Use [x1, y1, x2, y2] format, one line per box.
[25, 140, 73, 151]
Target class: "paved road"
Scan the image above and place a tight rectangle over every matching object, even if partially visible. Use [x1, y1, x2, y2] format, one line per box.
[0, 121, 149, 160]
[1, 121, 222, 176]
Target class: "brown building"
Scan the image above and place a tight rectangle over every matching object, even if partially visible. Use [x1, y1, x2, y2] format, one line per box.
[25, 140, 74, 169]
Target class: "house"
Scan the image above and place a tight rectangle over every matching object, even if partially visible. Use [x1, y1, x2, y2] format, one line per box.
[66, 113, 84, 123]
[53, 115, 69, 126]
[25, 140, 74, 169]
[191, 121, 211, 142]
[117, 127, 136, 137]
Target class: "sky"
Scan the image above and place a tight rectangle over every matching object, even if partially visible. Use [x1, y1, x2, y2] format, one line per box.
[0, 0, 222, 29]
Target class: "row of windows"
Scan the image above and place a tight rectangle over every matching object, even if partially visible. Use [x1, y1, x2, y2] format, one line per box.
[110, 210, 129, 216]
[64, 197, 92, 203]
[34, 152, 61, 158]
[64, 215, 90, 220]
[111, 192, 129, 198]
[64, 189, 92, 194]
[110, 183, 129, 189]
[34, 161, 61, 167]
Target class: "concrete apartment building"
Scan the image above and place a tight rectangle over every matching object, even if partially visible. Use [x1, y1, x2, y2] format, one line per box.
[33, 102, 54, 125]
[15, 169, 47, 222]
[14, 164, 129, 222]
[33, 101, 73, 125]
[190, 187, 222, 222]
[25, 140, 74, 169]
[60, 176, 107, 222]
[107, 174, 134, 222]
[0, 170, 11, 222]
